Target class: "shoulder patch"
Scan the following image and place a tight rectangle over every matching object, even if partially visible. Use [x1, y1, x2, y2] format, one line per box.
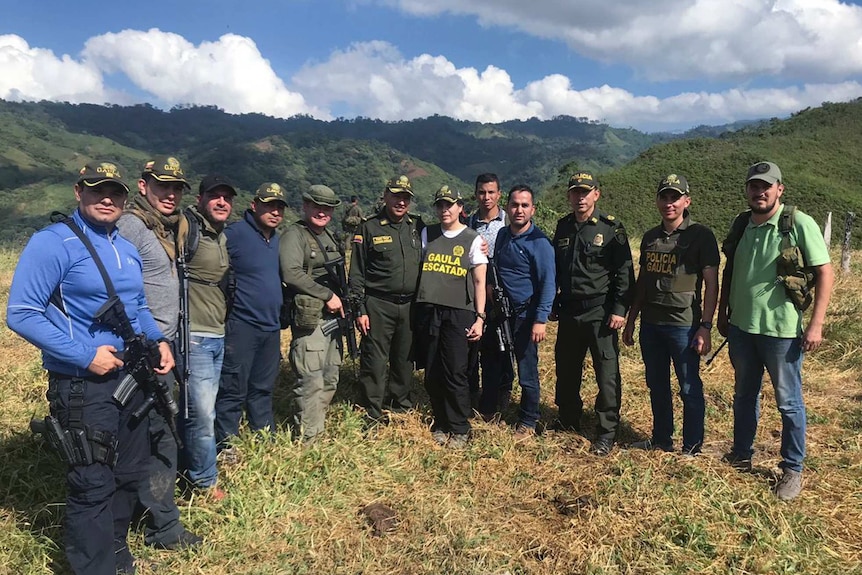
[615, 227, 628, 245]
[353, 234, 363, 244]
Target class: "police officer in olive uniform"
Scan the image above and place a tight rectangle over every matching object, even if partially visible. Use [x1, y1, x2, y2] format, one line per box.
[349, 176, 424, 424]
[552, 171, 634, 456]
[279, 185, 345, 443]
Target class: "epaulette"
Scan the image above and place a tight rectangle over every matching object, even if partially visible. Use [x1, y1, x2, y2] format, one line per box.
[599, 213, 620, 226]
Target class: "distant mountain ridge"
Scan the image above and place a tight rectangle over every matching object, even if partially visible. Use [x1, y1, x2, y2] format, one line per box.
[4, 97, 854, 247]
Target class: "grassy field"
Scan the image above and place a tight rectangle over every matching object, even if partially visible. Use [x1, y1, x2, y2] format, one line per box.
[0, 247, 860, 575]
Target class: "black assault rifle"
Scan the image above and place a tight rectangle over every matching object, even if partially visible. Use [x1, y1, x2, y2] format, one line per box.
[322, 257, 359, 360]
[176, 246, 191, 419]
[95, 295, 183, 448]
[488, 258, 517, 373]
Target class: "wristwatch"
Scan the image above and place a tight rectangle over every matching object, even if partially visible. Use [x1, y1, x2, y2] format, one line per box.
[699, 321, 713, 330]
[476, 312, 487, 321]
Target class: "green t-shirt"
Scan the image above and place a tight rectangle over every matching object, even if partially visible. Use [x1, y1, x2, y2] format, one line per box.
[728, 205, 829, 338]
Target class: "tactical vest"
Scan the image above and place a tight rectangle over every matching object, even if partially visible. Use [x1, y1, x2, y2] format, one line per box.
[642, 233, 698, 310]
[281, 222, 345, 329]
[416, 225, 477, 311]
[722, 205, 815, 311]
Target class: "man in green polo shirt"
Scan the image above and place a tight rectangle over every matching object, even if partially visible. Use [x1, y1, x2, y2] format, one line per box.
[717, 161, 833, 501]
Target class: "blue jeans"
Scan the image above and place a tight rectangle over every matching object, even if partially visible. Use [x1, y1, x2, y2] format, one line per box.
[728, 325, 806, 472]
[639, 323, 705, 452]
[181, 335, 224, 488]
[482, 317, 541, 427]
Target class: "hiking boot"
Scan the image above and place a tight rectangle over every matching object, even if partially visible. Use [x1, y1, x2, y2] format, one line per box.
[431, 430, 449, 446]
[448, 433, 470, 450]
[589, 437, 614, 457]
[775, 469, 803, 501]
[152, 529, 203, 551]
[629, 439, 673, 452]
[513, 423, 536, 442]
[722, 451, 753, 472]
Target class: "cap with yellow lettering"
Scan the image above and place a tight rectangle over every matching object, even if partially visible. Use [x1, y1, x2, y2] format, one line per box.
[385, 175, 414, 196]
[142, 155, 191, 189]
[255, 182, 287, 204]
[434, 185, 462, 204]
[656, 173, 690, 196]
[567, 171, 597, 191]
[77, 161, 130, 193]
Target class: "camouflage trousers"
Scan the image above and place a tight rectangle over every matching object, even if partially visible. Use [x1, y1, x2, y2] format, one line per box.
[288, 322, 343, 442]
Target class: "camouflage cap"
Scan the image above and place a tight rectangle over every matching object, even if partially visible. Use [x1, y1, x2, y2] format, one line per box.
[567, 171, 597, 191]
[434, 185, 462, 204]
[199, 174, 237, 196]
[77, 161, 130, 193]
[385, 175, 414, 196]
[303, 184, 341, 207]
[255, 182, 287, 204]
[142, 155, 191, 189]
[656, 173, 690, 196]
[746, 161, 782, 185]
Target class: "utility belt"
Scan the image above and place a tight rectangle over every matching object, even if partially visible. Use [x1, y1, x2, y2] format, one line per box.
[30, 374, 121, 467]
[561, 295, 606, 313]
[366, 287, 414, 305]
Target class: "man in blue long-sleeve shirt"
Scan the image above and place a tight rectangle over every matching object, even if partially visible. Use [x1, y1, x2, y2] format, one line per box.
[7, 161, 174, 575]
[492, 184, 556, 438]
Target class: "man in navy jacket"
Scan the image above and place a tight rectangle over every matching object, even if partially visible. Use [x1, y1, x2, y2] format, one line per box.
[215, 182, 286, 455]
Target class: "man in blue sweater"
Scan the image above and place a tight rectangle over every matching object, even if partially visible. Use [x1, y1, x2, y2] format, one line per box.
[7, 161, 174, 575]
[492, 184, 556, 438]
[215, 182, 287, 455]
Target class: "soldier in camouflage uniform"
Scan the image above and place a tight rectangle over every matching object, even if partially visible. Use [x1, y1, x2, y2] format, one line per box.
[552, 171, 634, 456]
[279, 185, 344, 443]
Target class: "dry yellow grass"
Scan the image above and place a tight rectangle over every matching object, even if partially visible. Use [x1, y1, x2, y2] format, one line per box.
[0, 246, 860, 575]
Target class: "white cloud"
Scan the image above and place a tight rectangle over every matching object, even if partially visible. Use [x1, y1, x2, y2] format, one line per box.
[293, 41, 542, 122]
[82, 29, 326, 119]
[294, 40, 862, 130]
[0, 35, 106, 103]
[373, 0, 862, 82]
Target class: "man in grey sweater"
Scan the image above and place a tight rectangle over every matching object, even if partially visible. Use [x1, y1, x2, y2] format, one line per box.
[117, 156, 201, 549]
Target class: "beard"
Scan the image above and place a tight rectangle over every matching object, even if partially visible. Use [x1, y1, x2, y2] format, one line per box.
[749, 198, 778, 214]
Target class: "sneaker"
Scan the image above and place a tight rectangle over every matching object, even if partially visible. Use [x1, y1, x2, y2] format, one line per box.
[629, 439, 673, 452]
[775, 469, 803, 501]
[589, 437, 614, 457]
[431, 430, 449, 446]
[681, 445, 702, 457]
[448, 433, 470, 450]
[722, 451, 753, 472]
[202, 486, 227, 502]
[152, 529, 203, 550]
[513, 423, 536, 442]
[217, 446, 240, 466]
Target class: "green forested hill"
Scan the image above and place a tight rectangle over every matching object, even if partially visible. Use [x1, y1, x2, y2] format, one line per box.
[0, 101, 472, 245]
[538, 99, 862, 244]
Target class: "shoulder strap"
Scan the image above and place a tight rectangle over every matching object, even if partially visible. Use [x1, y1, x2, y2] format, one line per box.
[722, 210, 751, 257]
[779, 205, 796, 251]
[60, 218, 118, 299]
[183, 209, 200, 263]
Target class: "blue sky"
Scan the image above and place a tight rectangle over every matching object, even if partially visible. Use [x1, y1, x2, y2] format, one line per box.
[2, 0, 862, 131]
